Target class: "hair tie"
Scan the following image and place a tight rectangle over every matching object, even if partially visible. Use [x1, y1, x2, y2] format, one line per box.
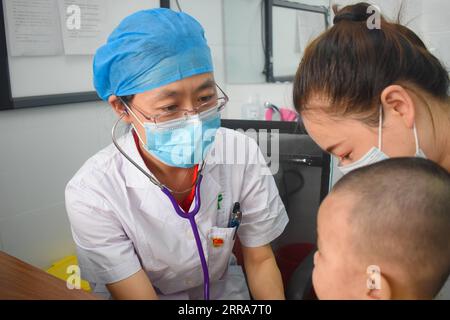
[333, 12, 370, 25]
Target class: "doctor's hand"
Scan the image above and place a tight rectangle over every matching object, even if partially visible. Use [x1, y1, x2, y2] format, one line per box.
[241, 244, 285, 300]
[106, 269, 158, 300]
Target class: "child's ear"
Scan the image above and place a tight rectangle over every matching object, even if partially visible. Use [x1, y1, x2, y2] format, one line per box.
[366, 271, 391, 300]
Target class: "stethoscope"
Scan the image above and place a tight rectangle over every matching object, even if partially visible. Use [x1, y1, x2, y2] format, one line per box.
[112, 112, 211, 300]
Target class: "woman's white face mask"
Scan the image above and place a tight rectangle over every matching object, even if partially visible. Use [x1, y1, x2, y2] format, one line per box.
[338, 105, 427, 175]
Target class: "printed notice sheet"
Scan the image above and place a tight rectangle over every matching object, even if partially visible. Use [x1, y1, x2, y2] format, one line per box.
[3, 0, 63, 56]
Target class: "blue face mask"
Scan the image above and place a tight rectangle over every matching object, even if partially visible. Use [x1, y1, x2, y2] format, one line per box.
[130, 107, 221, 168]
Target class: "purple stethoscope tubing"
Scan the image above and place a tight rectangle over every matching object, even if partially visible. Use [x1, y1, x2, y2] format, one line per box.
[161, 175, 210, 301]
[112, 115, 210, 300]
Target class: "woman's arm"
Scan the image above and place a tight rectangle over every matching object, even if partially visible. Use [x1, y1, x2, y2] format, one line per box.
[106, 269, 158, 300]
[242, 244, 285, 300]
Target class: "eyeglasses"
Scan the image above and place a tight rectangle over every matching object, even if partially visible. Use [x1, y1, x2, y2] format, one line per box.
[120, 84, 228, 126]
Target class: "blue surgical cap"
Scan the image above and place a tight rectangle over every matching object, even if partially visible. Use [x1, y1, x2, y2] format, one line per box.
[93, 8, 213, 101]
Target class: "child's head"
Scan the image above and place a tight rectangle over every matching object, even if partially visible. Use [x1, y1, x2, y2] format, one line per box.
[313, 158, 450, 300]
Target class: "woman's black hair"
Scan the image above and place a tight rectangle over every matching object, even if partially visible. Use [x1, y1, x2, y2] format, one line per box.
[293, 2, 449, 125]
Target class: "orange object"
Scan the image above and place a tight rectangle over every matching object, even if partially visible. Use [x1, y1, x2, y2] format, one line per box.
[212, 238, 224, 248]
[179, 165, 199, 212]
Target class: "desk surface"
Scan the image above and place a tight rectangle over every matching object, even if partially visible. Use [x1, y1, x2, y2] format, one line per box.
[0, 251, 101, 300]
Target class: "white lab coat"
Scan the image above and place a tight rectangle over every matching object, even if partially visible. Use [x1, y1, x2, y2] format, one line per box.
[65, 128, 288, 300]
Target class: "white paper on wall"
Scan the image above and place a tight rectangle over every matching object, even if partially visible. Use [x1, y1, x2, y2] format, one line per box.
[3, 0, 64, 56]
[58, 0, 108, 55]
[3, 0, 108, 57]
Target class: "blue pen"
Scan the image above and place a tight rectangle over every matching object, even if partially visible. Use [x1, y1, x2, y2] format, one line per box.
[229, 202, 242, 240]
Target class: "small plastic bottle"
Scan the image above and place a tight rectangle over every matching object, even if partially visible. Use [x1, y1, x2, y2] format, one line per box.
[241, 94, 262, 120]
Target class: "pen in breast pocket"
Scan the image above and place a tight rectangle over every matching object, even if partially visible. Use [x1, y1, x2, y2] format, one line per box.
[228, 202, 242, 240]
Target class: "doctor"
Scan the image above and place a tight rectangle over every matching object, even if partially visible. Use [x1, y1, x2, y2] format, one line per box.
[65, 8, 288, 300]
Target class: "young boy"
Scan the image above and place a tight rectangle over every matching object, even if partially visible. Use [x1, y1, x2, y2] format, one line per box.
[313, 158, 450, 300]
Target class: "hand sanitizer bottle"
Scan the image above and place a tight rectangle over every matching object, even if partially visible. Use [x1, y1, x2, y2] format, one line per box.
[241, 94, 262, 120]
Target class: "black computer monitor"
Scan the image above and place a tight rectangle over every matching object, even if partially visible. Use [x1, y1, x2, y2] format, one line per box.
[221, 119, 330, 246]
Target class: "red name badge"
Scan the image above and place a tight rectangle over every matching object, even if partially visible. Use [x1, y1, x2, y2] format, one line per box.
[212, 237, 224, 248]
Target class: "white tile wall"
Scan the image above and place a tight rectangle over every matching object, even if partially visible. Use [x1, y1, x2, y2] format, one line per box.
[420, 0, 450, 71]
[0, 203, 74, 268]
[419, 0, 450, 33]
[0, 101, 115, 268]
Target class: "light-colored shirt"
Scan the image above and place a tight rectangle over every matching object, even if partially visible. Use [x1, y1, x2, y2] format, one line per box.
[65, 128, 288, 299]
